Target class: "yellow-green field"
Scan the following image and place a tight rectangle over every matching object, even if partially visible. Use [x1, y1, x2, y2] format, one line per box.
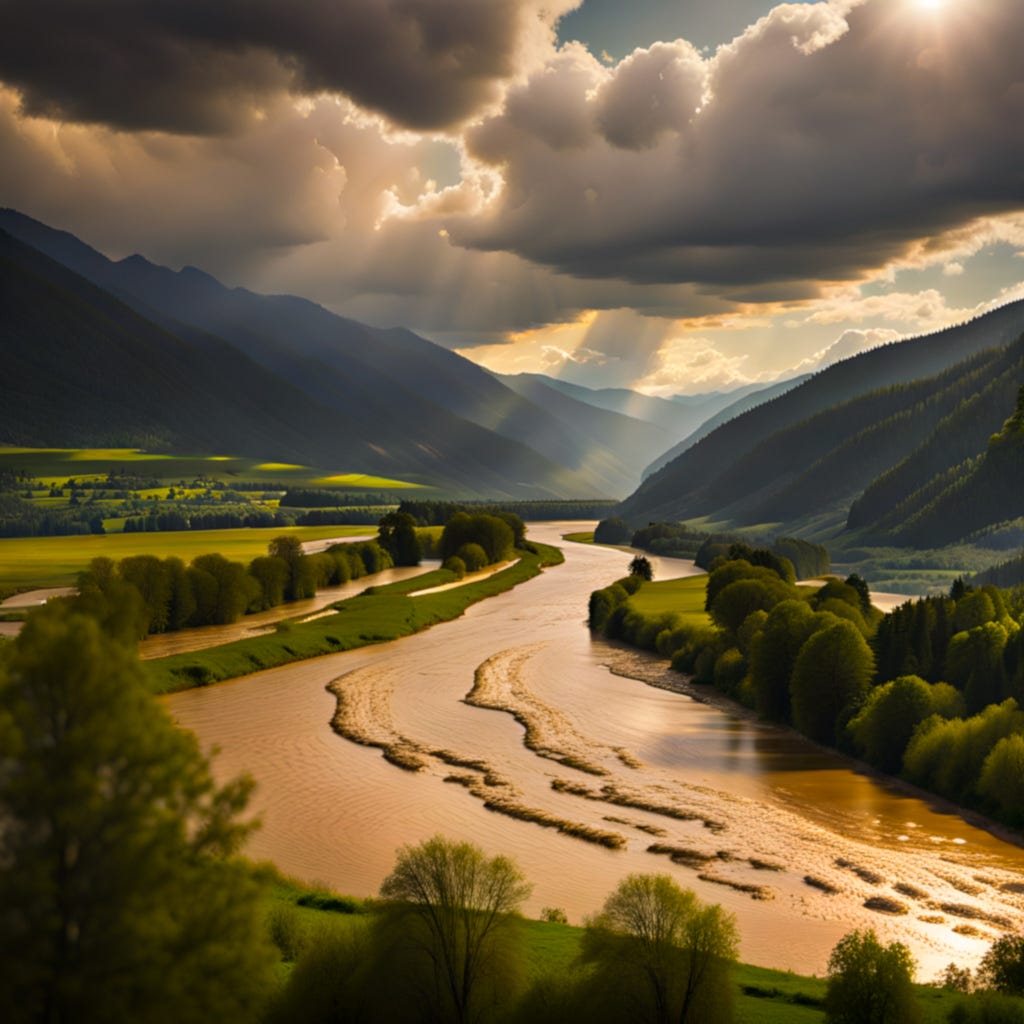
[627, 575, 709, 626]
[0, 447, 422, 489]
[0, 525, 373, 592]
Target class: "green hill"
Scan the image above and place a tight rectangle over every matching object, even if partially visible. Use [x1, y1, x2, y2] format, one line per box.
[618, 302, 1024, 540]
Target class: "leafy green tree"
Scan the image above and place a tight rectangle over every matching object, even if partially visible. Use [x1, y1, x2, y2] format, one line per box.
[379, 835, 532, 1024]
[628, 554, 654, 581]
[709, 577, 790, 635]
[979, 934, 1024, 996]
[118, 554, 172, 633]
[378, 511, 422, 567]
[594, 517, 631, 544]
[581, 873, 737, 1024]
[268, 535, 316, 601]
[750, 599, 815, 722]
[824, 929, 920, 1024]
[847, 675, 941, 774]
[457, 542, 489, 573]
[978, 735, 1024, 823]
[247, 555, 289, 610]
[0, 604, 276, 1024]
[189, 553, 255, 625]
[790, 621, 874, 745]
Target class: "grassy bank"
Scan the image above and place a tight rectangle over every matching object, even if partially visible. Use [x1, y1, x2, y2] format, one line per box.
[146, 542, 564, 694]
[264, 874, 968, 1023]
[627, 575, 708, 623]
[0, 524, 373, 594]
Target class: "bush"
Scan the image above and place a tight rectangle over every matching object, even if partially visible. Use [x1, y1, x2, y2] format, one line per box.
[443, 555, 467, 579]
[456, 543, 489, 573]
[824, 929, 920, 1024]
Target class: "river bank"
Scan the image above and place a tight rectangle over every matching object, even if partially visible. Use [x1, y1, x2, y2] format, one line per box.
[165, 524, 1024, 977]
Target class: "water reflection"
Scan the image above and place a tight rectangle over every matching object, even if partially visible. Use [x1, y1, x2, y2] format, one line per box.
[166, 523, 1024, 978]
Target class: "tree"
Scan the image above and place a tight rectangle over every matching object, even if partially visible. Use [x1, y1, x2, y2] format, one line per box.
[749, 599, 815, 722]
[979, 734, 1024, 823]
[379, 835, 532, 1024]
[790, 620, 874, 745]
[268, 534, 316, 601]
[824, 929, 920, 1024]
[378, 511, 422, 567]
[979, 934, 1024, 995]
[628, 555, 654, 582]
[0, 603, 276, 1024]
[594, 517, 631, 545]
[847, 675, 938, 774]
[581, 873, 738, 1024]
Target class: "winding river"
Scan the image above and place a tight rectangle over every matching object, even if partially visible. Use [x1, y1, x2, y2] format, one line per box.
[165, 524, 1024, 977]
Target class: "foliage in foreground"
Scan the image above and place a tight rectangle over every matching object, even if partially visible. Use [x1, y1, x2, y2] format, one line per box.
[0, 603, 276, 1024]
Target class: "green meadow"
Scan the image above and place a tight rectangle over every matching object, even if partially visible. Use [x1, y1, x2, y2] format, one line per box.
[266, 876, 965, 1024]
[0, 524, 373, 593]
[0, 447, 422, 489]
[626, 574, 709, 626]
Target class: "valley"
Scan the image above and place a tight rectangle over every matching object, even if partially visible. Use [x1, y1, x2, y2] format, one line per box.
[165, 525, 1024, 980]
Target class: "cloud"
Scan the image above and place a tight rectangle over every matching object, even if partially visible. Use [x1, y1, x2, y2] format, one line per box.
[0, 0, 578, 134]
[633, 337, 763, 396]
[791, 327, 901, 373]
[453, 0, 1024, 292]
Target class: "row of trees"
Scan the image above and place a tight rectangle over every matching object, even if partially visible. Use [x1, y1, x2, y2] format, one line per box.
[4, 597, 1024, 1022]
[76, 536, 394, 639]
[122, 508, 295, 532]
[608, 519, 831, 580]
[591, 549, 1024, 829]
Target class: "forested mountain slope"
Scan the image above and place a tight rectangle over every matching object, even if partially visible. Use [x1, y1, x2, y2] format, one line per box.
[642, 375, 810, 480]
[619, 300, 1024, 525]
[0, 228, 598, 497]
[0, 208, 656, 496]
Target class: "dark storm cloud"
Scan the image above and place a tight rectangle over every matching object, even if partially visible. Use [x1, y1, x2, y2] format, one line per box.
[454, 0, 1024, 288]
[0, 0, 568, 133]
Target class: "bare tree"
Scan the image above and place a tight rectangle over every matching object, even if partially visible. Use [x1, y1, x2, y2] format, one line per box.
[379, 835, 532, 1024]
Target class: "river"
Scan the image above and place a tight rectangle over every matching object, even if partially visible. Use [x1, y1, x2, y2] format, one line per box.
[165, 523, 1024, 977]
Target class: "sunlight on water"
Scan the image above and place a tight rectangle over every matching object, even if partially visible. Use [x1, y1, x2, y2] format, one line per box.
[166, 524, 1024, 977]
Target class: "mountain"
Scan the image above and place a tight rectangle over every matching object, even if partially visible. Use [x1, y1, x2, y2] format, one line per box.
[0, 209, 644, 497]
[496, 374, 681, 490]
[0, 224, 604, 497]
[519, 375, 730, 436]
[618, 300, 1024, 529]
[642, 375, 809, 479]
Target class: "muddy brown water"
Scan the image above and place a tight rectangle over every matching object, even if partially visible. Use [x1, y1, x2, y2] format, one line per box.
[165, 524, 1024, 976]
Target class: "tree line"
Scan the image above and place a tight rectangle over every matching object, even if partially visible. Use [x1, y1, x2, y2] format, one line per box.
[590, 548, 1024, 830]
[76, 535, 395, 640]
[4, 575, 1024, 1022]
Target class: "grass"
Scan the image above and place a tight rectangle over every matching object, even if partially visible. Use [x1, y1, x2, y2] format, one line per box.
[145, 543, 565, 694]
[627, 575, 709, 626]
[562, 531, 594, 544]
[0, 445, 424, 488]
[0, 524, 373, 593]
[261, 872, 971, 1022]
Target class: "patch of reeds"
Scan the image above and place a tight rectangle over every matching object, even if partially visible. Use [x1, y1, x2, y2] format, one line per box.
[863, 896, 908, 916]
[834, 858, 884, 885]
[803, 875, 840, 895]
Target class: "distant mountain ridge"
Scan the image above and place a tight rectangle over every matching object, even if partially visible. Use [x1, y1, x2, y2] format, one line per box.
[0, 209, 691, 497]
[619, 299, 1024, 543]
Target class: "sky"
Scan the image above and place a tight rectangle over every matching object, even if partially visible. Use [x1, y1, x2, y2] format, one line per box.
[1, 0, 1022, 395]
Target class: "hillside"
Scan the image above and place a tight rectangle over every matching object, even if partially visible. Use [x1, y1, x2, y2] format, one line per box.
[496, 373, 679, 487]
[642, 375, 809, 479]
[517, 374, 738, 436]
[0, 209, 665, 497]
[0, 228, 599, 498]
[618, 300, 1024, 526]
[882, 386, 1024, 548]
